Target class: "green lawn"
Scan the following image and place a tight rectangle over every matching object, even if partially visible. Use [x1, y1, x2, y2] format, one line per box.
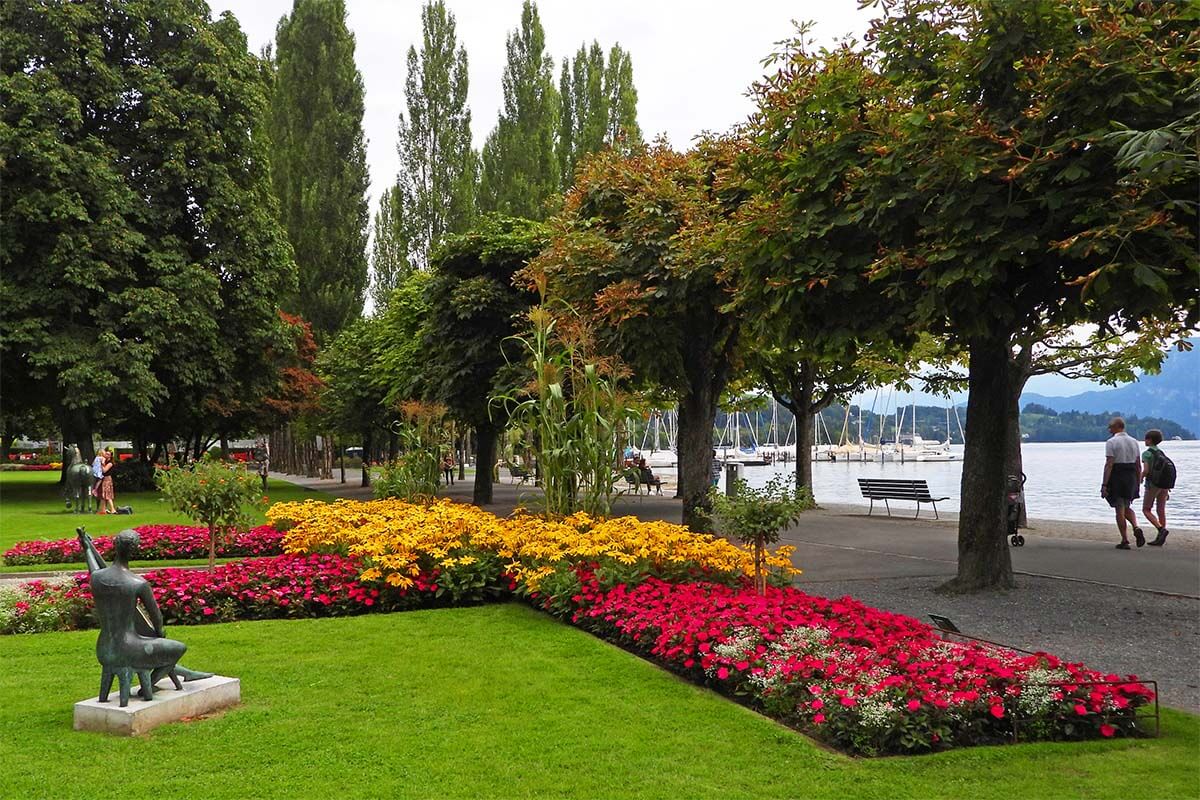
[1, 604, 1195, 800]
[0, 471, 335, 557]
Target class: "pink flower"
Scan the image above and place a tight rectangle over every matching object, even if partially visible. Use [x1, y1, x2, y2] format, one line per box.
[1099, 724, 1116, 737]
[812, 713, 826, 724]
[906, 700, 920, 712]
[716, 667, 729, 680]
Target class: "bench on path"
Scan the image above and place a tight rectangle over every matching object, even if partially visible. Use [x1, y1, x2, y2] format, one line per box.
[506, 463, 532, 484]
[857, 478, 949, 520]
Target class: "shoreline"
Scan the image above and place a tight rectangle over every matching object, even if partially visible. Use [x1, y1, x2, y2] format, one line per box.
[818, 502, 1200, 549]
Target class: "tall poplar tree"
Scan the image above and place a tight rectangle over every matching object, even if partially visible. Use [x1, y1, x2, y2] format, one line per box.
[269, 0, 369, 340]
[368, 185, 411, 311]
[478, 1, 559, 219]
[558, 42, 641, 187]
[397, 0, 476, 270]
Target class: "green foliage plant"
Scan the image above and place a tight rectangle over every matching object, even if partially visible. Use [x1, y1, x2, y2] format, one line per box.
[156, 459, 267, 569]
[494, 302, 635, 518]
[706, 475, 812, 595]
[374, 402, 449, 502]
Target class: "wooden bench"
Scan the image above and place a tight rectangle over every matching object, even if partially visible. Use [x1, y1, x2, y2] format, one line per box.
[857, 478, 949, 519]
[507, 463, 532, 484]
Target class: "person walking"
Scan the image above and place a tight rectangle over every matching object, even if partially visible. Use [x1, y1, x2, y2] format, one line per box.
[1140, 429, 1171, 546]
[441, 453, 455, 486]
[97, 449, 117, 515]
[1101, 417, 1144, 549]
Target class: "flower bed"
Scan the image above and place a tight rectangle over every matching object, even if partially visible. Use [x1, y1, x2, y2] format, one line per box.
[269, 498, 798, 590]
[0, 554, 448, 634]
[533, 570, 1155, 755]
[0, 463, 60, 471]
[3, 525, 286, 566]
[1, 498, 1156, 756]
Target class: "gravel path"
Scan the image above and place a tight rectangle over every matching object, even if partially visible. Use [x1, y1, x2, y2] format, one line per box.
[801, 573, 1200, 712]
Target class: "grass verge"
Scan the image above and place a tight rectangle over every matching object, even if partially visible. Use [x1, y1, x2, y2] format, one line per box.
[1, 604, 1196, 800]
[0, 472, 334, 557]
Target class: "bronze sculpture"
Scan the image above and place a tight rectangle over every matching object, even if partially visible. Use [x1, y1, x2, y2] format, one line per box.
[62, 446, 94, 513]
[77, 527, 211, 707]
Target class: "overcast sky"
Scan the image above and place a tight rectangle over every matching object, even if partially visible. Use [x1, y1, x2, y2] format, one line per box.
[205, 0, 1100, 397]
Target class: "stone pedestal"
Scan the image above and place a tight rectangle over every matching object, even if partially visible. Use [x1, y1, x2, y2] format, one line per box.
[74, 675, 240, 736]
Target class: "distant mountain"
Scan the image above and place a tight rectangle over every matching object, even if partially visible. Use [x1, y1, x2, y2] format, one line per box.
[1021, 342, 1200, 438]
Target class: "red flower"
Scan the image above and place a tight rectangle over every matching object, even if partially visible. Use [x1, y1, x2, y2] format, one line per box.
[1099, 724, 1116, 737]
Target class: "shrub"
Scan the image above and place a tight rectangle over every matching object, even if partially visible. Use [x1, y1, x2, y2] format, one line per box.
[110, 458, 158, 492]
[156, 458, 267, 567]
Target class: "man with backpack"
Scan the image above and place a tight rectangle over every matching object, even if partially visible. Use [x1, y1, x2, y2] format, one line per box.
[1140, 428, 1175, 546]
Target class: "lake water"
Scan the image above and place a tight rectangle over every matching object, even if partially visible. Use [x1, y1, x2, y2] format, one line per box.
[735, 440, 1199, 529]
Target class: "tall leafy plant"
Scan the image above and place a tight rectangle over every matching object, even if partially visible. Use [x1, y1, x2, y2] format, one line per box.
[374, 402, 448, 502]
[496, 302, 633, 517]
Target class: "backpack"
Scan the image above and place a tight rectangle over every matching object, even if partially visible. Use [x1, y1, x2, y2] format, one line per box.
[1148, 448, 1177, 490]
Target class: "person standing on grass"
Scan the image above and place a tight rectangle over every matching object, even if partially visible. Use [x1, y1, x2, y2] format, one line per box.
[1140, 429, 1171, 546]
[1101, 417, 1144, 549]
[97, 449, 117, 515]
[91, 448, 105, 498]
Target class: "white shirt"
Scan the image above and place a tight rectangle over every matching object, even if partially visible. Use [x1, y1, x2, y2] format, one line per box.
[1105, 432, 1140, 464]
[92, 455, 104, 478]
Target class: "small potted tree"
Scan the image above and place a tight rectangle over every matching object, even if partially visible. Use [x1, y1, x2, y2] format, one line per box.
[708, 475, 811, 594]
[156, 457, 267, 568]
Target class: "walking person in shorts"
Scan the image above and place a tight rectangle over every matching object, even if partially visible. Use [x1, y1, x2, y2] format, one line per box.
[1140, 429, 1171, 546]
[1101, 417, 1144, 549]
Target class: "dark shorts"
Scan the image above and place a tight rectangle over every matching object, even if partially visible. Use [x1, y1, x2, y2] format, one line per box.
[1106, 463, 1139, 508]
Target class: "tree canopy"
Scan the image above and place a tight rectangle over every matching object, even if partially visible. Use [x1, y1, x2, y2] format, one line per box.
[1, 0, 295, 462]
[421, 216, 546, 504]
[742, 0, 1198, 589]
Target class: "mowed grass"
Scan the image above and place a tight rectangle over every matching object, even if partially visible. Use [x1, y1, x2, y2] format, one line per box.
[1, 604, 1196, 800]
[0, 471, 336, 567]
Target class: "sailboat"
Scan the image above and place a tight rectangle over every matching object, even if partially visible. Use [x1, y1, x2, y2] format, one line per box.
[915, 404, 961, 461]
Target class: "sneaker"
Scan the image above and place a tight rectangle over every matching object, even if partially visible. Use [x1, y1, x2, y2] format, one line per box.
[1149, 528, 1169, 547]
[1134, 528, 1146, 547]
[1115, 541, 1131, 550]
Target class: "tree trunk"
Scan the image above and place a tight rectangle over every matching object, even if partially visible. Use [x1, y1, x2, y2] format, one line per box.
[678, 384, 719, 531]
[361, 429, 372, 487]
[0, 432, 13, 462]
[219, 431, 229, 459]
[794, 408, 815, 497]
[941, 335, 1017, 592]
[473, 422, 497, 505]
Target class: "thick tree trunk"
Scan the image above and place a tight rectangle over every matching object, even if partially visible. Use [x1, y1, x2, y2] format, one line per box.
[473, 422, 497, 505]
[678, 385, 719, 531]
[0, 432, 13, 462]
[794, 409, 815, 496]
[941, 335, 1017, 592]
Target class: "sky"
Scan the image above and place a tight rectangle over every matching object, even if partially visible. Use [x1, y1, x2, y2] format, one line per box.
[206, 0, 1101, 400]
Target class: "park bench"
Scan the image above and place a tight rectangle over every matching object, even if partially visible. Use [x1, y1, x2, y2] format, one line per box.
[622, 471, 663, 496]
[857, 478, 949, 519]
[507, 463, 532, 484]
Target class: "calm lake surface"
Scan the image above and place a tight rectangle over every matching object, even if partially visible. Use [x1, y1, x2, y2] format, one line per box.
[737, 440, 1199, 529]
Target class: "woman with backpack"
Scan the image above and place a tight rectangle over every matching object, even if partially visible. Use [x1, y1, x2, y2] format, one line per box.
[1140, 429, 1175, 546]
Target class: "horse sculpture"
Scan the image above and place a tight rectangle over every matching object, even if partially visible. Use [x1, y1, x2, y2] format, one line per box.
[62, 446, 94, 513]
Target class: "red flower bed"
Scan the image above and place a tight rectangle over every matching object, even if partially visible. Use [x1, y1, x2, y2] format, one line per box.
[3, 525, 286, 566]
[544, 570, 1155, 755]
[7, 555, 442, 632]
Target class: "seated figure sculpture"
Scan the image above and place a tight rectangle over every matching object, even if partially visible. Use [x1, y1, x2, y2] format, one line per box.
[77, 527, 211, 707]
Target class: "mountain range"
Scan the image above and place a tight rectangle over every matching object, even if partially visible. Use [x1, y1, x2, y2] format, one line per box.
[1021, 341, 1199, 437]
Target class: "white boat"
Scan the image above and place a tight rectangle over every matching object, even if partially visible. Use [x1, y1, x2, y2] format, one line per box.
[640, 449, 677, 468]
